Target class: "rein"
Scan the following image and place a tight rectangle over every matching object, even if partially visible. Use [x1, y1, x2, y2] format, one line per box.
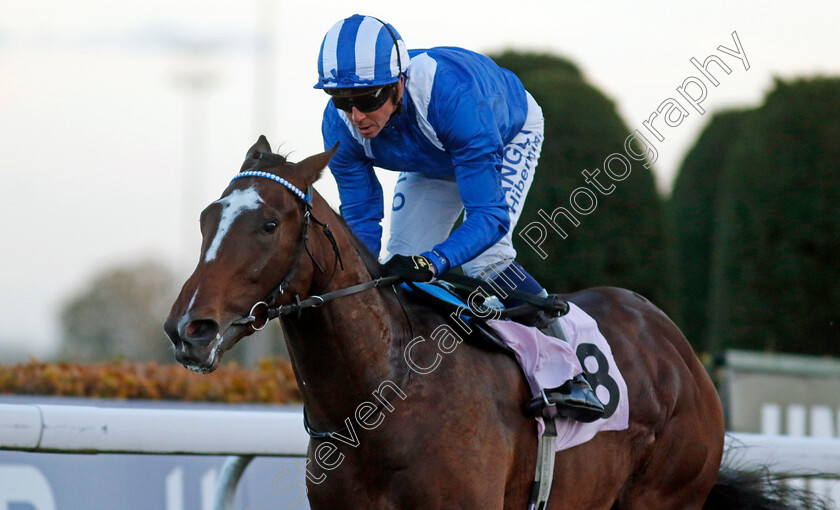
[234, 275, 401, 328]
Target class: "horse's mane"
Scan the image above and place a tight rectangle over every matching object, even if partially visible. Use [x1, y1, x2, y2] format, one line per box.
[325, 206, 384, 280]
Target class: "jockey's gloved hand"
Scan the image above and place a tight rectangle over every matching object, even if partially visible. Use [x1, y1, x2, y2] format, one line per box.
[383, 254, 436, 282]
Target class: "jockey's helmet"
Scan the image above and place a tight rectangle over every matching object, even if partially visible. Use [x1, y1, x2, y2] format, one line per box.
[314, 15, 409, 91]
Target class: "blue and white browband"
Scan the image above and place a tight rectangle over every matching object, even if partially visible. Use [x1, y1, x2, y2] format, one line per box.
[231, 171, 311, 205]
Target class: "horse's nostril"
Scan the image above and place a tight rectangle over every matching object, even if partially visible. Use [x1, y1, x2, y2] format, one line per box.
[164, 319, 180, 345]
[184, 319, 220, 345]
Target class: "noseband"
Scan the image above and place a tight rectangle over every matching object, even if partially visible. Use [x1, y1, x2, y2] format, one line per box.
[228, 169, 398, 330]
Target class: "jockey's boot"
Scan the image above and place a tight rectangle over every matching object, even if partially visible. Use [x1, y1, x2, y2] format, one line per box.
[530, 317, 606, 423]
[524, 374, 606, 423]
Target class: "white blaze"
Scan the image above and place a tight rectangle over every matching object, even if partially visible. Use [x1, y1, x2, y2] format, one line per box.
[177, 288, 200, 336]
[205, 187, 263, 262]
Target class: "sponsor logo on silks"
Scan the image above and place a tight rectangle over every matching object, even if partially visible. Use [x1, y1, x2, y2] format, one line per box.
[500, 133, 543, 214]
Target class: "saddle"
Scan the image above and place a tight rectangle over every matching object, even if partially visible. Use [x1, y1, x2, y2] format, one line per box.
[403, 275, 570, 354]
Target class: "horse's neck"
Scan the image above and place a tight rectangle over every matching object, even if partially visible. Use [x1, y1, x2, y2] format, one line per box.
[281, 202, 409, 424]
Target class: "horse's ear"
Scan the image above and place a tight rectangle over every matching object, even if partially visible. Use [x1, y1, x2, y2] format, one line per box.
[250, 135, 272, 154]
[296, 142, 339, 186]
[240, 135, 273, 172]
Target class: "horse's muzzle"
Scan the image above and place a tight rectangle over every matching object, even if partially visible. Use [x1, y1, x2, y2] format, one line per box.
[164, 315, 223, 371]
[164, 315, 219, 345]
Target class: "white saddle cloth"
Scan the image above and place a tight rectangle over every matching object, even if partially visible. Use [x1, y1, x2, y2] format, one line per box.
[487, 302, 630, 451]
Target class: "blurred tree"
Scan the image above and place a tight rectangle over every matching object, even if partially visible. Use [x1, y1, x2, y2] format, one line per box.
[492, 50, 583, 82]
[701, 77, 840, 355]
[491, 52, 668, 306]
[58, 259, 288, 364]
[666, 110, 749, 348]
[58, 260, 177, 362]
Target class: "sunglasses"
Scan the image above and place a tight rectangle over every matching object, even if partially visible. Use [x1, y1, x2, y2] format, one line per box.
[330, 84, 395, 113]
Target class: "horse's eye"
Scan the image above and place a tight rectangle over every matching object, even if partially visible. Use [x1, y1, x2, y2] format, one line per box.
[262, 221, 278, 234]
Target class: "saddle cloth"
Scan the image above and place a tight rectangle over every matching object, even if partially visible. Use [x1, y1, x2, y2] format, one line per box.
[487, 303, 630, 451]
[405, 282, 629, 451]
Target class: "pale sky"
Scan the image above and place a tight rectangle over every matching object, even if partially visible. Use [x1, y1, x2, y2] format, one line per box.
[1, 0, 838, 358]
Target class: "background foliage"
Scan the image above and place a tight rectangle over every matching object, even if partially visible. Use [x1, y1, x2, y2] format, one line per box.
[58, 260, 177, 362]
[702, 78, 840, 355]
[0, 358, 299, 402]
[666, 110, 749, 348]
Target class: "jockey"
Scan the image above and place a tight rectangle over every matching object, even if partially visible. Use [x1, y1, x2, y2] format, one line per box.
[315, 14, 604, 423]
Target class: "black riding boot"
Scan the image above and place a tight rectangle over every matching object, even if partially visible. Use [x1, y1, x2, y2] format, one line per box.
[526, 317, 606, 423]
[524, 374, 606, 423]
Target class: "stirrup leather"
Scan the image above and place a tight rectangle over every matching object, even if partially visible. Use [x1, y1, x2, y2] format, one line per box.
[528, 402, 558, 510]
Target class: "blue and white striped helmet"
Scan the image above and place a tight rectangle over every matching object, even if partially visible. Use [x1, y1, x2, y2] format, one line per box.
[314, 15, 410, 90]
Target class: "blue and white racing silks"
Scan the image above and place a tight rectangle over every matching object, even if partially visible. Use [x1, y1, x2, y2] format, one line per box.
[321, 47, 530, 272]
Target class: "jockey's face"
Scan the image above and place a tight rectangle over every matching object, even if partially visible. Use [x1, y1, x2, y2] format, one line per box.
[339, 77, 404, 139]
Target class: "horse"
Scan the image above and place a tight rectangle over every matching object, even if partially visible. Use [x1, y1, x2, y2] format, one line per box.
[165, 137, 825, 510]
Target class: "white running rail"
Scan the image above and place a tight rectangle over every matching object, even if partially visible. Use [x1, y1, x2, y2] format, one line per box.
[2, 403, 839, 508]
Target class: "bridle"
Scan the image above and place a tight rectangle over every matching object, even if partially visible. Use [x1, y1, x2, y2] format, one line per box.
[227, 168, 399, 330]
[226, 166, 409, 440]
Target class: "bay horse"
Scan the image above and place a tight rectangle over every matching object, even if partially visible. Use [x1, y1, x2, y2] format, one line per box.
[165, 137, 823, 510]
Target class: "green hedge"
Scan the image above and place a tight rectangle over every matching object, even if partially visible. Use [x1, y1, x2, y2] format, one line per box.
[669, 77, 840, 355]
[667, 110, 749, 347]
